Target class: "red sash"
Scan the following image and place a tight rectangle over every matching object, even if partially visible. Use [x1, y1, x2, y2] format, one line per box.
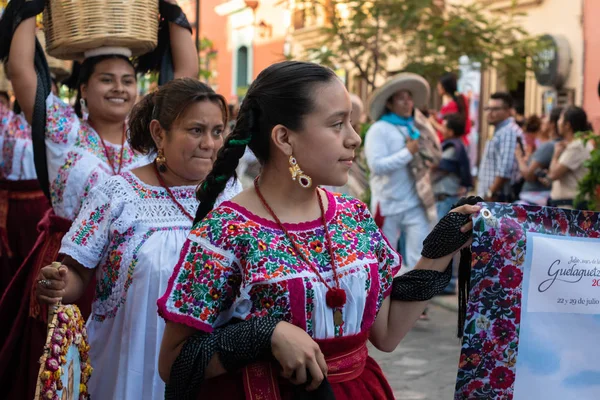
[0, 179, 46, 258]
[243, 332, 369, 400]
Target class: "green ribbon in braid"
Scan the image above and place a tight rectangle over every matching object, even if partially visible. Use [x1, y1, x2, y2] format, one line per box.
[228, 136, 251, 146]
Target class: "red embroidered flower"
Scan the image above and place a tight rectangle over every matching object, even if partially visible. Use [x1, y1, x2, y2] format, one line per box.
[227, 224, 239, 234]
[175, 300, 183, 308]
[209, 288, 220, 300]
[459, 349, 481, 370]
[204, 261, 215, 271]
[480, 279, 494, 291]
[482, 341, 495, 353]
[500, 218, 523, 244]
[473, 252, 491, 266]
[492, 319, 516, 345]
[489, 366, 515, 390]
[514, 206, 528, 222]
[511, 306, 521, 324]
[499, 265, 522, 289]
[261, 297, 274, 309]
[309, 240, 323, 253]
[466, 380, 484, 393]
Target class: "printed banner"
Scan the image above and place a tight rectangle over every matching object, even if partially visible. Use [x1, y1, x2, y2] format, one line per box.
[454, 203, 600, 399]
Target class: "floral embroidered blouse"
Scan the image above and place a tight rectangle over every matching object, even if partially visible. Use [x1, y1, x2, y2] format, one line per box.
[0, 102, 36, 180]
[45, 94, 150, 220]
[158, 191, 402, 339]
[59, 171, 242, 400]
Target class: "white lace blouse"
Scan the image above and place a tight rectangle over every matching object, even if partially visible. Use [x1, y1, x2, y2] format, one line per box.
[59, 171, 242, 400]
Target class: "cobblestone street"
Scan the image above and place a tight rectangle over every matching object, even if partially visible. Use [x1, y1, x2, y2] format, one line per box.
[371, 304, 461, 400]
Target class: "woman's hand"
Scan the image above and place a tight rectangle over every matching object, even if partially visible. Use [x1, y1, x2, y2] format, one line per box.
[450, 203, 480, 250]
[36, 264, 68, 304]
[271, 321, 327, 391]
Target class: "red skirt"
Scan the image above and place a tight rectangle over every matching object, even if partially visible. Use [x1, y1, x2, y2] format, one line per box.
[197, 331, 395, 400]
[0, 209, 95, 400]
[0, 179, 50, 292]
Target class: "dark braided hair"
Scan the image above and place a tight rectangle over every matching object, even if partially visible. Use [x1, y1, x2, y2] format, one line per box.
[194, 61, 338, 224]
[439, 72, 467, 118]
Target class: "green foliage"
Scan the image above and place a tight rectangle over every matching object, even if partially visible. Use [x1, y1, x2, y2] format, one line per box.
[300, 0, 547, 94]
[575, 131, 600, 211]
[198, 37, 217, 81]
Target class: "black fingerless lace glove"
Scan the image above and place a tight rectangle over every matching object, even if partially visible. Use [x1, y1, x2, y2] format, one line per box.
[166, 317, 280, 400]
[407, 196, 482, 337]
[390, 264, 452, 302]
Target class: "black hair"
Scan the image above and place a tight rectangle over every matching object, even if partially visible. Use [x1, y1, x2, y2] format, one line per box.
[562, 106, 590, 133]
[0, 91, 9, 104]
[439, 72, 466, 118]
[194, 61, 338, 224]
[73, 55, 135, 118]
[549, 106, 563, 137]
[490, 92, 513, 109]
[128, 78, 228, 155]
[443, 113, 466, 137]
[523, 114, 542, 134]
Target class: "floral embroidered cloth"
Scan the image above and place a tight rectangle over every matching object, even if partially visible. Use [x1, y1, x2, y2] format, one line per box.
[455, 203, 600, 399]
[158, 191, 402, 339]
[59, 171, 241, 400]
[0, 102, 36, 180]
[45, 94, 150, 220]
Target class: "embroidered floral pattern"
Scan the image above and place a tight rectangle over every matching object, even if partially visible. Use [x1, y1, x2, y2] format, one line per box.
[455, 203, 600, 399]
[70, 203, 110, 246]
[0, 110, 33, 179]
[305, 279, 315, 337]
[46, 97, 75, 144]
[51, 151, 83, 206]
[158, 193, 402, 334]
[121, 172, 196, 200]
[168, 244, 240, 325]
[96, 227, 135, 304]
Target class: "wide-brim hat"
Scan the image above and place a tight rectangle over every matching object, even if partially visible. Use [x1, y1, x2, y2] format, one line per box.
[368, 73, 430, 121]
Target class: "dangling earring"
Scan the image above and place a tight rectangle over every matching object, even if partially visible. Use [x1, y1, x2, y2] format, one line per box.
[155, 149, 167, 173]
[79, 98, 88, 115]
[288, 155, 312, 188]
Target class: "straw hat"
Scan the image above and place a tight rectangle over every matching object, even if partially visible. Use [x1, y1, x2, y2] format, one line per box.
[368, 73, 430, 121]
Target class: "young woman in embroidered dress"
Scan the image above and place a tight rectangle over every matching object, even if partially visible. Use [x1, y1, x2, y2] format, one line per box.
[0, 73, 63, 291]
[157, 61, 480, 399]
[0, 1, 198, 398]
[0, 90, 50, 291]
[34, 78, 241, 400]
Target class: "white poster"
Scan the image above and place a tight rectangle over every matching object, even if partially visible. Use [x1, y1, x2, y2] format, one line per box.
[513, 233, 600, 399]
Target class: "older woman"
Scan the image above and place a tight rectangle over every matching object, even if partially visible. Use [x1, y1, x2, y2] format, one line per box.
[364, 73, 441, 274]
[36, 78, 242, 399]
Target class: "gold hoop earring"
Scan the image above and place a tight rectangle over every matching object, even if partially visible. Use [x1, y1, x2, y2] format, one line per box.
[288, 155, 312, 188]
[155, 149, 167, 173]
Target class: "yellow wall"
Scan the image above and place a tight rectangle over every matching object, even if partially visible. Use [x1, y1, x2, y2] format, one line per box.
[454, 0, 584, 115]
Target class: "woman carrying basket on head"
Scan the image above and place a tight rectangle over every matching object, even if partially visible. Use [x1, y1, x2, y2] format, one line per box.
[0, 0, 198, 398]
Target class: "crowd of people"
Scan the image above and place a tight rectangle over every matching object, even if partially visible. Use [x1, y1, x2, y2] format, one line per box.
[0, 1, 596, 399]
[361, 71, 595, 301]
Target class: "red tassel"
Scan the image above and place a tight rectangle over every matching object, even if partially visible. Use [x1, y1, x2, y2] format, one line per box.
[326, 288, 347, 308]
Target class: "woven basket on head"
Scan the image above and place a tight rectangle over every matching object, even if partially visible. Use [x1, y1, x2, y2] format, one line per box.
[43, 0, 159, 61]
[36, 30, 74, 82]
